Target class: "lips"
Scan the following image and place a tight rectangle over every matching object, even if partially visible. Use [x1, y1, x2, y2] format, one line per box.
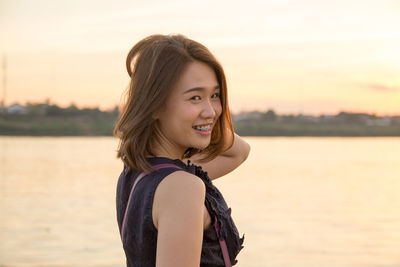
[193, 123, 213, 128]
[192, 123, 213, 132]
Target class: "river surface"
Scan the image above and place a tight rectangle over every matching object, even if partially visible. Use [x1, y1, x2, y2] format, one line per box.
[1, 136, 399, 266]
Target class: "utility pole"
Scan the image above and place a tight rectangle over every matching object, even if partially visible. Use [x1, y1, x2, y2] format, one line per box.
[1, 54, 6, 115]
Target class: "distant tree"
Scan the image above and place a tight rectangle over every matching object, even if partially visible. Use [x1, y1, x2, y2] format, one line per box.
[65, 103, 80, 116]
[281, 114, 296, 123]
[46, 104, 64, 116]
[26, 103, 47, 116]
[263, 109, 277, 122]
[112, 105, 119, 116]
[336, 112, 372, 124]
[80, 107, 97, 115]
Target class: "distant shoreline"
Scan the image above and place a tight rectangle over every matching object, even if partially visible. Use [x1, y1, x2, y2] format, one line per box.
[1, 103, 399, 137]
[233, 121, 400, 137]
[1, 115, 399, 137]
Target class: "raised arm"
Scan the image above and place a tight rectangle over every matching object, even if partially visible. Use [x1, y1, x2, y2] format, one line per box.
[189, 131, 251, 180]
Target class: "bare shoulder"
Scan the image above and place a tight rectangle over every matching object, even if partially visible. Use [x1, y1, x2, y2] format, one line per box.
[152, 170, 206, 229]
[153, 170, 206, 265]
[158, 170, 205, 193]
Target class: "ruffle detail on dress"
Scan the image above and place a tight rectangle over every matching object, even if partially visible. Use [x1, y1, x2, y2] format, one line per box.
[185, 160, 245, 265]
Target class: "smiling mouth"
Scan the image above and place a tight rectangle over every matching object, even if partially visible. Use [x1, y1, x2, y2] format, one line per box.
[192, 124, 212, 132]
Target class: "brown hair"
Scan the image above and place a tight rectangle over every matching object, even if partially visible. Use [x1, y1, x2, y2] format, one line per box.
[113, 34, 234, 172]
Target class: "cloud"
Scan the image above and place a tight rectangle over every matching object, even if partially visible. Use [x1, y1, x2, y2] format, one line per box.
[366, 84, 398, 93]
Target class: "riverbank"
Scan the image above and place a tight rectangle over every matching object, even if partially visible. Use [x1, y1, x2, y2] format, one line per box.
[1, 114, 399, 136]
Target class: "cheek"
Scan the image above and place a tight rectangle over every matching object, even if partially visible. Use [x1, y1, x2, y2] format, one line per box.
[214, 101, 223, 118]
[167, 104, 199, 131]
[181, 102, 201, 117]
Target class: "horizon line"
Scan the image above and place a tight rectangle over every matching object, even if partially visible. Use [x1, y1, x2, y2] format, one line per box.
[3, 100, 400, 118]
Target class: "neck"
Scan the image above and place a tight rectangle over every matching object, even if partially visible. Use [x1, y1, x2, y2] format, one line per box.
[150, 138, 187, 161]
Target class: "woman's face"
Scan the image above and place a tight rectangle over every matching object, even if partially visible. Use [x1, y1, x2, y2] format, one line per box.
[155, 61, 222, 159]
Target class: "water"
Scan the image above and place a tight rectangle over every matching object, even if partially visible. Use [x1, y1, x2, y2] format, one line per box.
[1, 136, 399, 266]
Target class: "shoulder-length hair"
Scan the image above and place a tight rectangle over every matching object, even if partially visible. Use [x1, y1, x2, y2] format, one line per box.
[113, 34, 234, 172]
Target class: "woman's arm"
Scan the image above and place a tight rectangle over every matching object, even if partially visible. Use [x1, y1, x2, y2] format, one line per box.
[154, 171, 205, 267]
[189, 131, 251, 180]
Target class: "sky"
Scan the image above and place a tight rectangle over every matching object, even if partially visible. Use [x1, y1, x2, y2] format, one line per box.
[1, 0, 399, 116]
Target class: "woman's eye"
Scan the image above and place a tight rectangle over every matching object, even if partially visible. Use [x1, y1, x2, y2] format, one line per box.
[190, 96, 201, 101]
[212, 92, 220, 98]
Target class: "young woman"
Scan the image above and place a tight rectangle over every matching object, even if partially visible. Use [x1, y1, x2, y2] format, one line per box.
[114, 34, 250, 267]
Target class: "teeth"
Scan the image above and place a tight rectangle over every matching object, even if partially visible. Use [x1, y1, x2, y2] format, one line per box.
[193, 125, 212, 131]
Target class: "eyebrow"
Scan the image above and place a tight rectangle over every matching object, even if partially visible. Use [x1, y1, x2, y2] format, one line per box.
[183, 85, 220, 94]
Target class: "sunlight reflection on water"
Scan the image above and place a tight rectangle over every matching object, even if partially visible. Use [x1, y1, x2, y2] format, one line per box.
[1, 136, 399, 267]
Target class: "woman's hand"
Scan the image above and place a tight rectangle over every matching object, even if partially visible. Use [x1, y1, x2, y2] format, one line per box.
[189, 131, 251, 180]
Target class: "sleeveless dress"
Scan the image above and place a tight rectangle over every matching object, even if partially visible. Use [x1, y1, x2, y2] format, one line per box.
[116, 156, 245, 267]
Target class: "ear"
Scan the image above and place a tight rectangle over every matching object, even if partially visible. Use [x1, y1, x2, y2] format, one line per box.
[152, 103, 166, 120]
[152, 109, 160, 120]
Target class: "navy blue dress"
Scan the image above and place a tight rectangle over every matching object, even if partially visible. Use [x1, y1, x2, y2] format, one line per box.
[116, 156, 245, 267]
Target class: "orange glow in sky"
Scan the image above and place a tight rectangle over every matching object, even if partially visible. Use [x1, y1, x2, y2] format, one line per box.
[1, 0, 399, 116]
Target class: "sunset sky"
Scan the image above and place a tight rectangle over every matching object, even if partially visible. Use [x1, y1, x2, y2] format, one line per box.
[1, 0, 399, 115]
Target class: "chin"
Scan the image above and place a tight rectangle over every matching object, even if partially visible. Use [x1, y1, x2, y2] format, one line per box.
[188, 136, 212, 150]
[193, 142, 211, 150]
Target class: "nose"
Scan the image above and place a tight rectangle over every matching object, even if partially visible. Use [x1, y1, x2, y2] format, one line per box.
[201, 100, 217, 119]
